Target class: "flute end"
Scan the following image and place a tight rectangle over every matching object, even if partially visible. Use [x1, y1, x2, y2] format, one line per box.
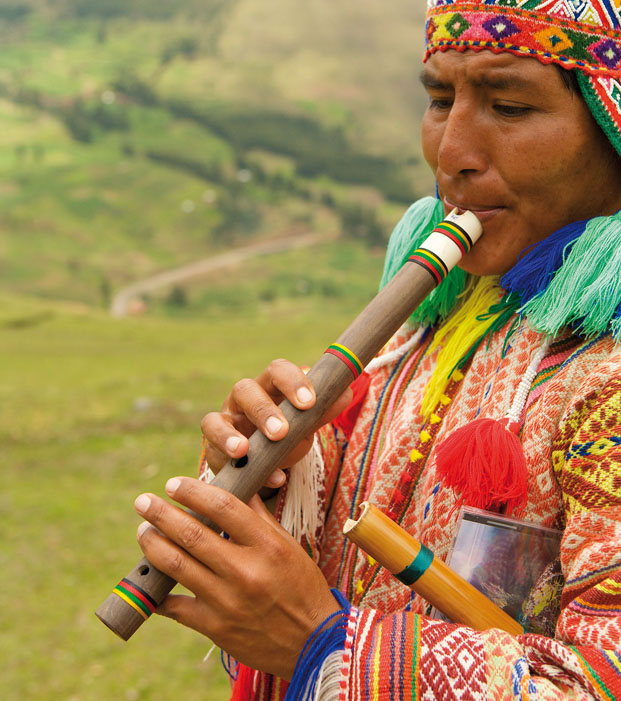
[342, 518, 357, 534]
[95, 594, 142, 642]
[342, 501, 371, 535]
[445, 208, 483, 242]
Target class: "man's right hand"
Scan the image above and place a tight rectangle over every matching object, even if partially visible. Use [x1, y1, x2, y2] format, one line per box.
[200, 358, 353, 488]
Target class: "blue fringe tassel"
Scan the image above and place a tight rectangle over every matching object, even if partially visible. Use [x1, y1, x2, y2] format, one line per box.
[285, 589, 351, 701]
[221, 650, 239, 681]
[500, 219, 588, 304]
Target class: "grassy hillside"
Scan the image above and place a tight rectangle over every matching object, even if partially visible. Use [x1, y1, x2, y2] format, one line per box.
[2, 241, 385, 700]
[0, 0, 431, 308]
[2, 3, 428, 697]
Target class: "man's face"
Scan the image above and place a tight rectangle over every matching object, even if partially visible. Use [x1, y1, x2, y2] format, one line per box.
[421, 51, 621, 276]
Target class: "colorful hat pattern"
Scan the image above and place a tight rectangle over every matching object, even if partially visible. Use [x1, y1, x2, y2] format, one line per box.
[425, 0, 621, 157]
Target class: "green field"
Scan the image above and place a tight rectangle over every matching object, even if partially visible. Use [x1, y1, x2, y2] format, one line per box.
[2, 241, 385, 700]
[1, 1, 429, 697]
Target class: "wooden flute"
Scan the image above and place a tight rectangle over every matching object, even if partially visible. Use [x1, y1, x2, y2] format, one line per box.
[343, 502, 523, 635]
[95, 208, 483, 641]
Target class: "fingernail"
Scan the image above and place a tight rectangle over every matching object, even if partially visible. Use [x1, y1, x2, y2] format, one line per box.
[137, 521, 150, 537]
[266, 416, 283, 435]
[297, 387, 313, 404]
[134, 494, 151, 514]
[225, 436, 241, 454]
[165, 478, 181, 496]
[266, 470, 286, 488]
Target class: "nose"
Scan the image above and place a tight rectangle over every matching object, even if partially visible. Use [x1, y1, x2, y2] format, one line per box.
[435, 99, 488, 179]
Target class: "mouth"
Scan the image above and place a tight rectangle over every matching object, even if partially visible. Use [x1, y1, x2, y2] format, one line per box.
[443, 197, 505, 222]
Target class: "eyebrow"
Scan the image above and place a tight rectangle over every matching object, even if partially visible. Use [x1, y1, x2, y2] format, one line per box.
[419, 69, 536, 92]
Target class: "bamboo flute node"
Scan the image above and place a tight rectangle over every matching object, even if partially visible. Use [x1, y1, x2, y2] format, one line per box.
[96, 209, 483, 642]
[343, 502, 523, 636]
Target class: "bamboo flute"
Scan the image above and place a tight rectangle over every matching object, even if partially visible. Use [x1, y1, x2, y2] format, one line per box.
[343, 502, 523, 635]
[96, 209, 483, 641]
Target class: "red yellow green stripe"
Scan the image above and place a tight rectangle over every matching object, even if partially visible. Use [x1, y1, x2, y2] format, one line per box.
[412, 614, 421, 700]
[112, 578, 157, 620]
[433, 221, 473, 256]
[408, 248, 448, 285]
[326, 343, 364, 379]
[570, 647, 616, 701]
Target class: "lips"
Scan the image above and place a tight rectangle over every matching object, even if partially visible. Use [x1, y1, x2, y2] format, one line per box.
[443, 197, 506, 222]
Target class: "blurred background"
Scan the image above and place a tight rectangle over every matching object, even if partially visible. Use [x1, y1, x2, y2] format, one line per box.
[1, 1, 433, 698]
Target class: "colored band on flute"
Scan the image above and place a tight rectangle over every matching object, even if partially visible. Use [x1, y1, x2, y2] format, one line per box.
[112, 578, 157, 620]
[407, 219, 475, 285]
[408, 248, 449, 285]
[325, 343, 364, 379]
[395, 544, 434, 585]
[433, 221, 474, 256]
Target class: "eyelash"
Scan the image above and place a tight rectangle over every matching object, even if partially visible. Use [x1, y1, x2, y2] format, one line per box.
[428, 98, 451, 111]
[493, 104, 531, 117]
[427, 98, 531, 118]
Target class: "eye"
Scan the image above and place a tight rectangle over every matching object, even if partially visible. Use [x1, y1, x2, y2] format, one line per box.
[494, 103, 531, 117]
[428, 97, 453, 111]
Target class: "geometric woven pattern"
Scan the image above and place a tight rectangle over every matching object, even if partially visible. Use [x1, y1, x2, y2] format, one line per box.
[227, 201, 621, 697]
[229, 315, 621, 698]
[552, 374, 621, 515]
[425, 0, 621, 156]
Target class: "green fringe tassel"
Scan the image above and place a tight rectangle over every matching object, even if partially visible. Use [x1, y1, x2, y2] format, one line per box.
[522, 212, 621, 340]
[380, 197, 468, 326]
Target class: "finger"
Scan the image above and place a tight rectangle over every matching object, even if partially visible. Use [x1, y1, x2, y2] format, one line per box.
[201, 412, 250, 471]
[156, 592, 196, 621]
[134, 492, 236, 576]
[264, 469, 287, 489]
[270, 386, 353, 467]
[163, 478, 271, 547]
[156, 594, 250, 663]
[135, 519, 222, 597]
[255, 359, 316, 409]
[202, 377, 351, 475]
[155, 594, 222, 642]
[228, 377, 291, 441]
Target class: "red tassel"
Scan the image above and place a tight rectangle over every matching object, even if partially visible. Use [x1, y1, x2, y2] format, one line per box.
[332, 371, 372, 441]
[230, 663, 258, 701]
[230, 663, 289, 700]
[435, 418, 528, 516]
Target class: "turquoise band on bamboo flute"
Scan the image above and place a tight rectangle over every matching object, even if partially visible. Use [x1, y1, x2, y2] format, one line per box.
[395, 543, 434, 585]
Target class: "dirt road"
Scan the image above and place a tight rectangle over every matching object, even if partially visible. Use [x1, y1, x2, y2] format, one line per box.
[110, 233, 321, 317]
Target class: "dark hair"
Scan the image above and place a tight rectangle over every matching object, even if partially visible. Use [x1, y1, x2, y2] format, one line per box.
[556, 64, 580, 92]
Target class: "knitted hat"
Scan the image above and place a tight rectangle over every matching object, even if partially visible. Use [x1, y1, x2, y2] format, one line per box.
[425, 1, 621, 157]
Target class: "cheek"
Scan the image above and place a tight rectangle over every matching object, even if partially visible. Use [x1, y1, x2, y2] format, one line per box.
[503, 132, 582, 218]
[421, 114, 440, 171]
[518, 123, 585, 186]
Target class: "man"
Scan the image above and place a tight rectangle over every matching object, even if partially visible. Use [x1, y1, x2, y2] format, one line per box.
[133, 1, 621, 697]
